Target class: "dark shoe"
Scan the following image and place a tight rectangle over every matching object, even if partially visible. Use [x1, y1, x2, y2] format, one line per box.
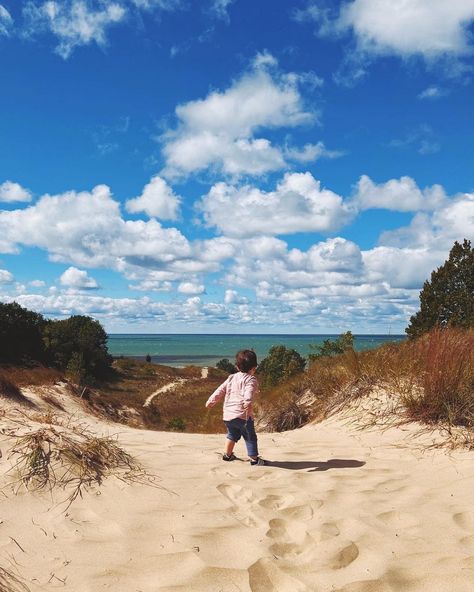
[250, 457, 266, 466]
[223, 453, 236, 461]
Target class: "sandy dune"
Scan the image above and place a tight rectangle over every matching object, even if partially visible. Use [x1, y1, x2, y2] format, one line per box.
[1, 391, 474, 591]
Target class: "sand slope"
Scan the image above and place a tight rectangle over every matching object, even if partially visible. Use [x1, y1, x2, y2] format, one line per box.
[1, 394, 474, 591]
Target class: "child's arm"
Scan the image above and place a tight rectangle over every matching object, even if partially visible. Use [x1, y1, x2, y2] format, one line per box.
[242, 375, 258, 410]
[205, 377, 229, 408]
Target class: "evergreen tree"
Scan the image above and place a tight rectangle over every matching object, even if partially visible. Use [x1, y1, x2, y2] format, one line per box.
[406, 239, 474, 338]
[309, 331, 354, 361]
[257, 345, 306, 389]
[216, 358, 236, 374]
[0, 301, 47, 363]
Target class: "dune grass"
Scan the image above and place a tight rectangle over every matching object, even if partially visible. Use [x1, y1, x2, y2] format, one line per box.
[260, 327, 474, 439]
[6, 415, 155, 509]
[0, 567, 30, 592]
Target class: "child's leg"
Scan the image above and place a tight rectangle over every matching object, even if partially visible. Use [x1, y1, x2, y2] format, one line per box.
[223, 419, 241, 459]
[241, 417, 259, 459]
[225, 438, 236, 456]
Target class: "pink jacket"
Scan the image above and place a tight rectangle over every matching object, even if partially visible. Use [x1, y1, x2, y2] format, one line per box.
[206, 371, 258, 421]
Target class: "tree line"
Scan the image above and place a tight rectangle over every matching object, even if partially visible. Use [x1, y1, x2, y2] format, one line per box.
[0, 302, 112, 384]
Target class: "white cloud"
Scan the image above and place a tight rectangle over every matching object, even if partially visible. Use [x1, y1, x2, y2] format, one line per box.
[29, 279, 46, 287]
[0, 269, 14, 283]
[60, 266, 99, 289]
[126, 176, 181, 220]
[161, 56, 315, 178]
[0, 4, 13, 36]
[23, 0, 127, 59]
[209, 0, 234, 23]
[338, 0, 474, 59]
[177, 281, 206, 295]
[353, 175, 446, 212]
[224, 289, 248, 304]
[285, 141, 343, 163]
[418, 86, 447, 100]
[379, 192, 474, 250]
[200, 172, 352, 237]
[0, 180, 32, 203]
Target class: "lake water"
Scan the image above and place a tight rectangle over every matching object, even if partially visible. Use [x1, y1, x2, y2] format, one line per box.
[107, 334, 405, 367]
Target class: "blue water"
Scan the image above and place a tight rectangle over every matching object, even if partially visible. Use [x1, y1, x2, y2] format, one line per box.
[107, 334, 405, 368]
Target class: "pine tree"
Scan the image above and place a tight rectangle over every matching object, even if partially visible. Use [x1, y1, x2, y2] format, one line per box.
[406, 239, 474, 338]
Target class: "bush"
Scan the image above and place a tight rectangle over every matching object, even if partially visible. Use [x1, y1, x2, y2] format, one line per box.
[44, 315, 112, 383]
[216, 358, 236, 373]
[309, 331, 354, 361]
[167, 417, 186, 431]
[257, 345, 306, 389]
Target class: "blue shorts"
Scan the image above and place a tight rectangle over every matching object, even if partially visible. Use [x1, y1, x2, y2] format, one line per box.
[224, 417, 258, 457]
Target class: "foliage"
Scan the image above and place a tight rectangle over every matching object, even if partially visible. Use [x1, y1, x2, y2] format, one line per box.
[0, 301, 47, 363]
[167, 417, 186, 431]
[44, 315, 112, 383]
[216, 358, 236, 373]
[309, 331, 354, 361]
[407, 239, 474, 338]
[257, 345, 306, 389]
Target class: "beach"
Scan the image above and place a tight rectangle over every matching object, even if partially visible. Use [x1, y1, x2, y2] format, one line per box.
[1, 384, 473, 591]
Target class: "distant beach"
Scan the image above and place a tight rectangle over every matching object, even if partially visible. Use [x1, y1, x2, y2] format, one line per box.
[107, 333, 405, 367]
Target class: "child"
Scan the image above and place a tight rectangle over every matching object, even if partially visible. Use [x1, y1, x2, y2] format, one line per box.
[206, 349, 265, 466]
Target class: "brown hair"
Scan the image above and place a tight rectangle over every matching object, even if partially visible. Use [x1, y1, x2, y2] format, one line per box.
[235, 349, 257, 373]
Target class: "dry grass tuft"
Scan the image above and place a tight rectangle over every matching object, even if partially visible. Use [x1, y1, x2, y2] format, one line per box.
[6, 416, 156, 509]
[0, 374, 36, 408]
[0, 567, 30, 592]
[403, 328, 474, 426]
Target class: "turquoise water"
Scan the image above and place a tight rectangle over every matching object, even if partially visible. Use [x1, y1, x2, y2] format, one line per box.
[107, 334, 405, 368]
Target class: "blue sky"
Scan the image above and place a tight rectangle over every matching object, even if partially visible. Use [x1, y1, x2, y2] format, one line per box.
[0, 0, 473, 334]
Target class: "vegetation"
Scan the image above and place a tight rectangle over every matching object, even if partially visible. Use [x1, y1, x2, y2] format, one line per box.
[407, 239, 474, 338]
[0, 302, 112, 384]
[216, 358, 236, 373]
[5, 414, 155, 509]
[0, 301, 47, 364]
[260, 326, 474, 443]
[309, 331, 354, 361]
[257, 345, 306, 389]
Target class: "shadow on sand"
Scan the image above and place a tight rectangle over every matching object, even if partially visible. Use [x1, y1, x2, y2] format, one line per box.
[265, 459, 366, 472]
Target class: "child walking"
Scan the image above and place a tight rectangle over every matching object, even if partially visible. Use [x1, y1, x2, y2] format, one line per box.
[206, 349, 265, 466]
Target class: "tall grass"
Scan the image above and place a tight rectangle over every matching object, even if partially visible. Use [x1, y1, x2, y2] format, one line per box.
[403, 328, 474, 426]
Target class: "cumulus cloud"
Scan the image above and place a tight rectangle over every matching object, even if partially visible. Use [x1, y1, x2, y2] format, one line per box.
[160, 56, 316, 178]
[200, 172, 352, 237]
[0, 180, 32, 203]
[379, 192, 474, 250]
[0, 4, 13, 36]
[177, 281, 206, 295]
[285, 141, 343, 163]
[353, 175, 447, 212]
[0, 269, 14, 283]
[298, 0, 474, 58]
[126, 176, 181, 220]
[23, 0, 127, 59]
[60, 266, 99, 289]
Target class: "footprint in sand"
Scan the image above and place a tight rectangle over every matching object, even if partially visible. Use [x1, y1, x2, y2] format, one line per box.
[258, 493, 294, 511]
[216, 483, 257, 505]
[248, 557, 309, 591]
[376, 510, 420, 529]
[280, 504, 316, 522]
[453, 511, 474, 531]
[330, 541, 360, 569]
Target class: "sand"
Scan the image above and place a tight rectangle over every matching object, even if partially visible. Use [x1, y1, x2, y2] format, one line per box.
[1, 387, 474, 591]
